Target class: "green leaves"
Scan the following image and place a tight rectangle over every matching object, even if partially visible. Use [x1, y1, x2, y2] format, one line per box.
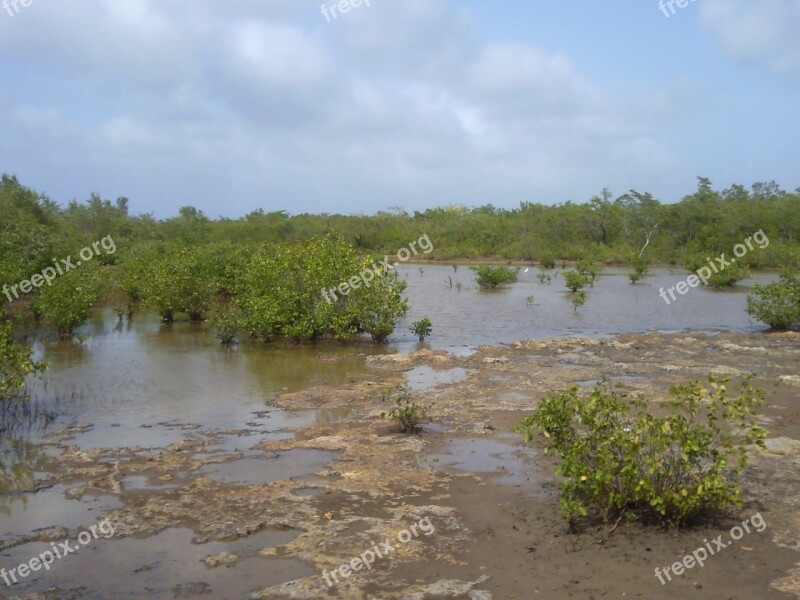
[33, 270, 99, 337]
[410, 316, 433, 342]
[563, 271, 590, 293]
[237, 235, 407, 344]
[0, 319, 47, 400]
[471, 265, 519, 289]
[381, 384, 431, 434]
[746, 270, 800, 330]
[515, 376, 767, 527]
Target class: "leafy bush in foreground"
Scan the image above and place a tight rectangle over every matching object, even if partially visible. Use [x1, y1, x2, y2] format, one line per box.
[515, 377, 767, 528]
[746, 270, 800, 330]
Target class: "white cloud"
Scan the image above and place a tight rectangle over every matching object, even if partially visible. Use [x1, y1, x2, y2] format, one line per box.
[0, 0, 678, 215]
[700, 0, 800, 82]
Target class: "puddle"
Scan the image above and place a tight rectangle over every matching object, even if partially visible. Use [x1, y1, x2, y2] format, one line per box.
[575, 379, 600, 387]
[614, 375, 646, 382]
[313, 406, 358, 424]
[405, 366, 469, 391]
[66, 407, 352, 453]
[66, 423, 198, 451]
[444, 346, 477, 358]
[498, 391, 530, 402]
[0, 485, 123, 539]
[198, 450, 338, 486]
[574, 375, 646, 387]
[291, 487, 327, 498]
[120, 475, 184, 492]
[550, 362, 583, 370]
[418, 437, 542, 486]
[203, 408, 357, 455]
[420, 422, 449, 434]
[0, 527, 312, 599]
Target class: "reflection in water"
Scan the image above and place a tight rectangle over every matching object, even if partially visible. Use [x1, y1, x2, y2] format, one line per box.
[16, 310, 382, 449]
[0, 436, 48, 516]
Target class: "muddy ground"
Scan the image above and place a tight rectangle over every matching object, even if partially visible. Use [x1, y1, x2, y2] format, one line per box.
[1, 330, 799, 599]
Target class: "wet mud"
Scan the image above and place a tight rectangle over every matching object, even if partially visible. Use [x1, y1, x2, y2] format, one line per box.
[1, 330, 799, 599]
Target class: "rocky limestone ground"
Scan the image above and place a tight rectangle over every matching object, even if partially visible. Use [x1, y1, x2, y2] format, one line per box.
[1, 330, 798, 599]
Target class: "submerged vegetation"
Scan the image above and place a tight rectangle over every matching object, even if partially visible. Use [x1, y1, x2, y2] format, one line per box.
[410, 317, 433, 342]
[472, 265, 519, 289]
[1, 174, 800, 349]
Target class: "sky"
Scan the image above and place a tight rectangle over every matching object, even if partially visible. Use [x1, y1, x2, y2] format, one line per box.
[0, 0, 798, 218]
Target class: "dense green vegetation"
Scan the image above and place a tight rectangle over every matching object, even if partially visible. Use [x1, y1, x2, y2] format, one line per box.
[1, 173, 800, 356]
[515, 377, 767, 528]
[0, 320, 46, 401]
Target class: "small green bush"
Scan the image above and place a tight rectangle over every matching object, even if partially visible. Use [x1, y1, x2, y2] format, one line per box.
[705, 262, 751, 288]
[746, 270, 800, 330]
[685, 255, 750, 287]
[410, 317, 433, 341]
[628, 254, 649, 284]
[515, 377, 767, 528]
[571, 290, 586, 312]
[576, 257, 601, 286]
[563, 271, 590, 293]
[381, 384, 431, 434]
[471, 265, 519, 289]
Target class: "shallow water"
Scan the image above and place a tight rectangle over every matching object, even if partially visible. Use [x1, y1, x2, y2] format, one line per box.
[405, 366, 469, 391]
[0, 527, 311, 599]
[198, 450, 338, 486]
[396, 265, 777, 352]
[11, 265, 776, 447]
[0, 264, 779, 597]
